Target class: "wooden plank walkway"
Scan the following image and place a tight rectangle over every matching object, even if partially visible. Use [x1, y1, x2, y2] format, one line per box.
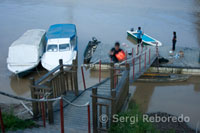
[16, 46, 157, 133]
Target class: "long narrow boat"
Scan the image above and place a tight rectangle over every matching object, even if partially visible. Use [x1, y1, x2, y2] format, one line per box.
[7, 29, 46, 77]
[127, 30, 162, 46]
[83, 37, 101, 64]
[41, 24, 78, 71]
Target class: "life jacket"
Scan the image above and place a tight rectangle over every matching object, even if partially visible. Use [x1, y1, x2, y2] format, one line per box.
[115, 50, 126, 61]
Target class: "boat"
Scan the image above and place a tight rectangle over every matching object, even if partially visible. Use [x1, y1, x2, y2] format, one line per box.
[83, 37, 101, 64]
[7, 29, 46, 77]
[127, 29, 162, 46]
[41, 24, 77, 71]
[137, 73, 190, 82]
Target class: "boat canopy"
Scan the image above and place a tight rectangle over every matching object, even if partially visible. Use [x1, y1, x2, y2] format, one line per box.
[46, 24, 76, 40]
[7, 29, 46, 64]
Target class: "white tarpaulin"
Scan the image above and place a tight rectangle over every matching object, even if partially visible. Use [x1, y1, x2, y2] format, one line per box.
[7, 29, 46, 65]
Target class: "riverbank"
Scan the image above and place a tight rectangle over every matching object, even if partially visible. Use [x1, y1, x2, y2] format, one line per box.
[109, 103, 196, 133]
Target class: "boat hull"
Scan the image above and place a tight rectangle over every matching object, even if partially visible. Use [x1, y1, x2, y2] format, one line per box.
[127, 30, 162, 46]
[7, 61, 40, 77]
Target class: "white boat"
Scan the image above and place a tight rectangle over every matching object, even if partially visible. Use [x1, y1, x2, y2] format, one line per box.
[127, 30, 162, 46]
[41, 24, 77, 71]
[7, 29, 46, 76]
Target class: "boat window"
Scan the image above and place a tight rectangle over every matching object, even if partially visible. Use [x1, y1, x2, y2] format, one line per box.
[47, 45, 58, 52]
[59, 44, 70, 51]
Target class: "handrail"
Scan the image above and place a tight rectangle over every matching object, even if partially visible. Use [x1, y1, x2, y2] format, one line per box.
[35, 65, 61, 85]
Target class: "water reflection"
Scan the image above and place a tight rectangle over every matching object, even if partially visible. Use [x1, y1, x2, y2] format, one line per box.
[9, 67, 47, 96]
[131, 76, 200, 129]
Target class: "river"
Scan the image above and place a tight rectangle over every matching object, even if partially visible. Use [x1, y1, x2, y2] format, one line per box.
[0, 0, 200, 130]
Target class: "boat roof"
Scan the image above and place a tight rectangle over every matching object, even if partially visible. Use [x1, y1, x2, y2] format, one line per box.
[10, 29, 46, 47]
[46, 24, 76, 40]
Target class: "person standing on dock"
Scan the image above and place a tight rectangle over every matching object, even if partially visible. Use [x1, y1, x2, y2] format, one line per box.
[109, 42, 125, 63]
[172, 31, 177, 51]
[137, 27, 143, 46]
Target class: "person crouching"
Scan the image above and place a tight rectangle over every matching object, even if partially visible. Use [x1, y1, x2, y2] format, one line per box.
[109, 42, 126, 63]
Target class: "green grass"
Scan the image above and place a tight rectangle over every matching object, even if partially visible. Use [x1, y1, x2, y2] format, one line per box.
[1, 112, 37, 132]
[109, 103, 159, 133]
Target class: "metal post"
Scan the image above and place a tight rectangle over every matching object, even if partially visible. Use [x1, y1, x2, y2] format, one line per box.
[87, 104, 91, 133]
[149, 48, 151, 65]
[199, 50, 200, 63]
[92, 88, 97, 133]
[0, 108, 5, 133]
[156, 44, 159, 72]
[137, 44, 139, 55]
[141, 45, 143, 53]
[132, 58, 135, 81]
[110, 63, 114, 90]
[144, 51, 146, 69]
[73, 60, 79, 96]
[99, 60, 101, 83]
[125, 51, 127, 64]
[132, 48, 134, 57]
[41, 101, 46, 127]
[114, 69, 116, 88]
[81, 66, 86, 89]
[111, 90, 116, 121]
[139, 55, 141, 72]
[60, 98, 64, 133]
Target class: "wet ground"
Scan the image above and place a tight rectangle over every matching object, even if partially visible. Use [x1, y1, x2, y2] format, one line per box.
[0, 0, 200, 130]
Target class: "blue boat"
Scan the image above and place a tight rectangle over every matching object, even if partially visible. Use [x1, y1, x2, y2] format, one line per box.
[127, 30, 162, 46]
[42, 24, 78, 71]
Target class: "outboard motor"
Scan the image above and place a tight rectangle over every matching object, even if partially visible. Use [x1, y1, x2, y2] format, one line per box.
[130, 28, 134, 32]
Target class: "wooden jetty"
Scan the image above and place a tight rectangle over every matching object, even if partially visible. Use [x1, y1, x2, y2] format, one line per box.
[15, 44, 158, 133]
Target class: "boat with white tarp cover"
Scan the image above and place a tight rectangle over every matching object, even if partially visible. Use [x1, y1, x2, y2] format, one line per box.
[7, 29, 46, 76]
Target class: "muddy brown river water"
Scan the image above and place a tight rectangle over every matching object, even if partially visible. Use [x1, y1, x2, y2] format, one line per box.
[0, 0, 200, 130]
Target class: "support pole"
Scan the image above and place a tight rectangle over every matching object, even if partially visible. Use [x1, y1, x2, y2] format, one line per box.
[92, 88, 97, 133]
[41, 101, 46, 128]
[132, 58, 135, 81]
[125, 51, 127, 64]
[111, 90, 116, 122]
[81, 66, 86, 89]
[149, 48, 151, 65]
[110, 63, 114, 90]
[30, 78, 39, 118]
[137, 44, 139, 55]
[141, 45, 143, 53]
[46, 81, 54, 124]
[0, 108, 5, 133]
[60, 98, 64, 133]
[87, 104, 91, 133]
[99, 60, 101, 83]
[139, 55, 141, 72]
[144, 51, 146, 69]
[114, 69, 116, 88]
[73, 60, 79, 96]
[132, 48, 134, 57]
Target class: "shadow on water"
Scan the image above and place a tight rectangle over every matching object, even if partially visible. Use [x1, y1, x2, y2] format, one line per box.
[9, 66, 47, 96]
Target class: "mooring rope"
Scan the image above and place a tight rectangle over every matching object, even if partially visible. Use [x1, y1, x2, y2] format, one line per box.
[62, 96, 89, 107]
[0, 91, 61, 102]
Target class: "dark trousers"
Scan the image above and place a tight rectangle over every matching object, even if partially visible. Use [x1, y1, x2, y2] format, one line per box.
[137, 38, 142, 44]
[110, 55, 118, 63]
[172, 41, 176, 51]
